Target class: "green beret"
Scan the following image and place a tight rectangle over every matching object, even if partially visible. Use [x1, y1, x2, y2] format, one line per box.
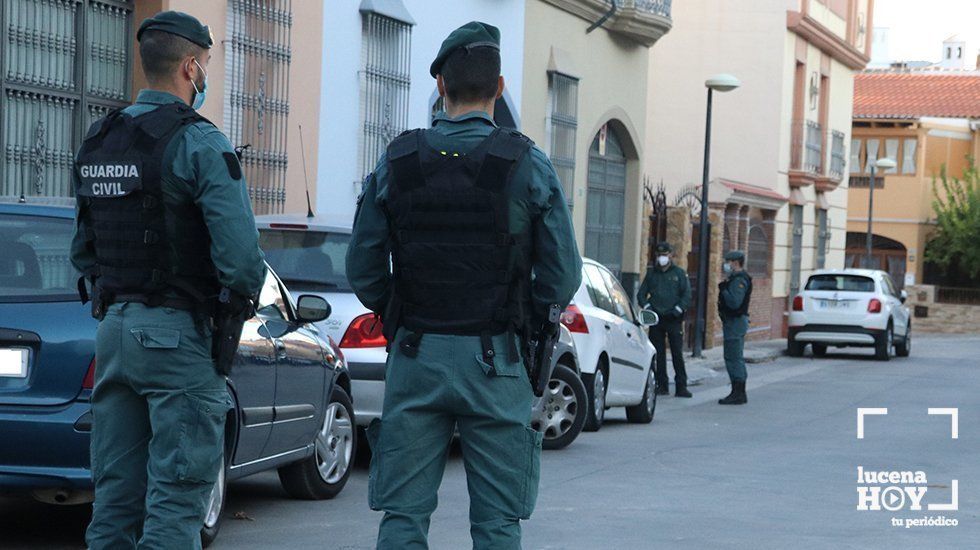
[655, 242, 673, 254]
[724, 250, 746, 262]
[138, 11, 213, 49]
[430, 21, 500, 78]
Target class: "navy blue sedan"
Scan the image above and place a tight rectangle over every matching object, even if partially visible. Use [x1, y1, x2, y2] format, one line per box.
[0, 201, 356, 546]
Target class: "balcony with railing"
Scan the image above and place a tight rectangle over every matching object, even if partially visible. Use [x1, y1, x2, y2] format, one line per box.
[543, 0, 672, 46]
[790, 119, 823, 181]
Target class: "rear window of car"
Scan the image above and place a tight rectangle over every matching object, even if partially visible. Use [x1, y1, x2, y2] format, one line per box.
[259, 229, 352, 292]
[805, 274, 875, 292]
[0, 214, 79, 302]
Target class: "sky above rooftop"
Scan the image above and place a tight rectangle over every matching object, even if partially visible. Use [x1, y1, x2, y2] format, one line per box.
[873, 0, 980, 63]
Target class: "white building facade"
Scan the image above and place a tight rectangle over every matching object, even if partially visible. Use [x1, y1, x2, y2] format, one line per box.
[317, 0, 526, 225]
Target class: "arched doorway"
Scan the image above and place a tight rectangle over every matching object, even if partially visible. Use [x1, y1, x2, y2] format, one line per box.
[845, 232, 907, 288]
[585, 124, 627, 275]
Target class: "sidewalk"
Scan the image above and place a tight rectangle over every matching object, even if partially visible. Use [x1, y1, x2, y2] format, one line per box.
[662, 339, 787, 386]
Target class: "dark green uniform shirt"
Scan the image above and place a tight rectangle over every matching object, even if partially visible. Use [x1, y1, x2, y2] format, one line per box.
[347, 111, 582, 319]
[637, 263, 691, 319]
[70, 90, 266, 297]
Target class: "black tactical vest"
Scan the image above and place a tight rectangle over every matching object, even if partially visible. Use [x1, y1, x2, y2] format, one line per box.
[719, 272, 753, 319]
[385, 127, 534, 339]
[74, 102, 219, 308]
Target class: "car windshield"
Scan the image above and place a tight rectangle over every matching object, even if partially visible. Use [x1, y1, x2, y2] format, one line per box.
[805, 274, 875, 292]
[259, 228, 352, 292]
[0, 213, 79, 303]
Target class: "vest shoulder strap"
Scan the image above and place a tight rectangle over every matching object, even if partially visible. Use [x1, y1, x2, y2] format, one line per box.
[387, 129, 424, 192]
[475, 129, 533, 192]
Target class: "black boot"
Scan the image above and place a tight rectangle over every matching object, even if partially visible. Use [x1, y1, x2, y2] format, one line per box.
[655, 385, 670, 396]
[719, 381, 747, 405]
[675, 384, 692, 398]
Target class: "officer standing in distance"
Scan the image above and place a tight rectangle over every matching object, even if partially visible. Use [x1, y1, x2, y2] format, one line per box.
[637, 242, 692, 397]
[717, 250, 752, 405]
[347, 22, 582, 550]
[70, 11, 265, 549]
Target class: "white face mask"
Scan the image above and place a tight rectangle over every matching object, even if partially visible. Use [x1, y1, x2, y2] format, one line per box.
[657, 255, 670, 267]
[723, 262, 733, 275]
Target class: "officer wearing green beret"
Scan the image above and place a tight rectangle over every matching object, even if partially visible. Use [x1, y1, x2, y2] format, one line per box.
[347, 21, 582, 550]
[717, 250, 752, 405]
[70, 11, 265, 549]
[637, 242, 692, 397]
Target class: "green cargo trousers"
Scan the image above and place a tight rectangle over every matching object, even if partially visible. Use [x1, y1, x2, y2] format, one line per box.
[722, 315, 749, 383]
[86, 303, 232, 550]
[367, 329, 543, 550]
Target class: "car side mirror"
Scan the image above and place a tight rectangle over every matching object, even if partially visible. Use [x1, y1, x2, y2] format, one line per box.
[900, 290, 908, 304]
[296, 295, 331, 323]
[638, 309, 659, 327]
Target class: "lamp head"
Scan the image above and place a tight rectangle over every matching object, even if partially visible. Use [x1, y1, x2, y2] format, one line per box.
[875, 158, 897, 170]
[705, 73, 741, 92]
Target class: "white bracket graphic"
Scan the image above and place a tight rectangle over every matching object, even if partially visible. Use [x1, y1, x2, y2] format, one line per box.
[928, 408, 959, 439]
[928, 480, 959, 511]
[857, 408, 888, 439]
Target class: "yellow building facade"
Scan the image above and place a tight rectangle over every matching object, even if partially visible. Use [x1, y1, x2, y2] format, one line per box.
[848, 71, 980, 287]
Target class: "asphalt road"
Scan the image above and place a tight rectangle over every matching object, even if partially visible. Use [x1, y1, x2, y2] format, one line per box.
[3, 334, 978, 549]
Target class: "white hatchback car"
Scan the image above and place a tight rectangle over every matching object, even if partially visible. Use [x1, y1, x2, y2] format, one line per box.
[787, 269, 911, 360]
[563, 259, 659, 431]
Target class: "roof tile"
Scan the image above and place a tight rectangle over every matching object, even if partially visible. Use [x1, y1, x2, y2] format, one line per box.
[854, 72, 980, 119]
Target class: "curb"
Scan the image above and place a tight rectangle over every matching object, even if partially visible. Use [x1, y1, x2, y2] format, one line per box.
[666, 342, 786, 386]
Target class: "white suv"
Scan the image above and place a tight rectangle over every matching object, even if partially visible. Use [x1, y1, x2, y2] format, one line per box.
[787, 269, 911, 360]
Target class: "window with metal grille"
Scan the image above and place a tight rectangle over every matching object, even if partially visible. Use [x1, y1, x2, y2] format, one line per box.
[359, 12, 411, 181]
[225, 0, 293, 216]
[1, 0, 133, 199]
[790, 205, 804, 295]
[548, 72, 578, 205]
[815, 207, 828, 269]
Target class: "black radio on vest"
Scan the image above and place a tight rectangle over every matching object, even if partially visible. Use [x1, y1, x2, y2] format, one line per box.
[74, 102, 219, 316]
[383, 127, 534, 365]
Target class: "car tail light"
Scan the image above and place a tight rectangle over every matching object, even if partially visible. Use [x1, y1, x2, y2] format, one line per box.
[82, 358, 96, 390]
[792, 295, 803, 311]
[868, 298, 882, 313]
[339, 314, 387, 348]
[560, 305, 590, 334]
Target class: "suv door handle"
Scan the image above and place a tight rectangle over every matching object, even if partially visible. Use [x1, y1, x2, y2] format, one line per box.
[604, 324, 611, 330]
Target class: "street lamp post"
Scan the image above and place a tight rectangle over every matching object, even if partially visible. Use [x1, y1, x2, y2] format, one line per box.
[692, 74, 740, 358]
[865, 157, 897, 268]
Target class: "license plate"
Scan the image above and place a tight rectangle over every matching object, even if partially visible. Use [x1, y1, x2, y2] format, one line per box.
[0, 348, 29, 378]
[818, 300, 850, 310]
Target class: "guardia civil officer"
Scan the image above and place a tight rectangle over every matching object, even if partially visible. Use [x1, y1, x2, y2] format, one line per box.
[637, 242, 692, 397]
[717, 250, 752, 405]
[70, 12, 265, 549]
[347, 22, 582, 550]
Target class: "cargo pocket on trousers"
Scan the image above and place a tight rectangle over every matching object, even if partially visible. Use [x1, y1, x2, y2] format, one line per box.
[366, 419, 384, 510]
[176, 390, 233, 484]
[130, 327, 181, 349]
[519, 426, 544, 519]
